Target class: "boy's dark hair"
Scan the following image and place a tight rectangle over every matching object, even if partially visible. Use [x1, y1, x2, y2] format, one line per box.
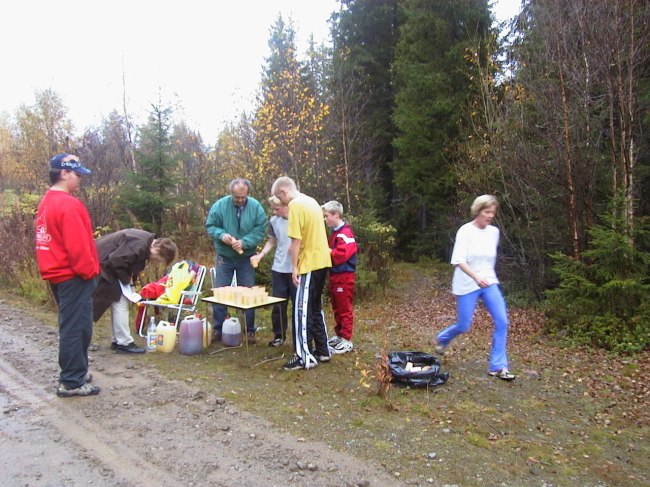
[152, 238, 177, 265]
[49, 169, 63, 185]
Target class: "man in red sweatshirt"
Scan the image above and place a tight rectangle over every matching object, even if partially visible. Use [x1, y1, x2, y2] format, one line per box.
[35, 153, 100, 397]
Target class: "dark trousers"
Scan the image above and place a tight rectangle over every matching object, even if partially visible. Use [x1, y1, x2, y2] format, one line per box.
[51, 277, 97, 388]
[271, 271, 296, 340]
[293, 268, 329, 363]
[212, 255, 256, 333]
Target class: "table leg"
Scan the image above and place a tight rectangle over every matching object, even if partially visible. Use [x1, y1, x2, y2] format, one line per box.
[237, 308, 250, 366]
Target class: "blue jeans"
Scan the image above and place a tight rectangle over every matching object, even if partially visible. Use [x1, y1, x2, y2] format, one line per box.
[436, 284, 509, 371]
[212, 255, 256, 333]
[51, 276, 97, 388]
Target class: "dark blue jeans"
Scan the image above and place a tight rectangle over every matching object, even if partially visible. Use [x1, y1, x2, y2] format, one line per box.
[271, 270, 296, 340]
[212, 255, 256, 333]
[51, 276, 97, 388]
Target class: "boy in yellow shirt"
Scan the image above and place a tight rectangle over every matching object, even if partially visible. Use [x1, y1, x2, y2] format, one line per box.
[271, 177, 331, 370]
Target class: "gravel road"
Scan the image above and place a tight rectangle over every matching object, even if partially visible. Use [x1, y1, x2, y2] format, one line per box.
[0, 300, 409, 487]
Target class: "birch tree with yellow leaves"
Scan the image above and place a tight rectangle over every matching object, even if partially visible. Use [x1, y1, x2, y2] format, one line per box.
[254, 15, 330, 199]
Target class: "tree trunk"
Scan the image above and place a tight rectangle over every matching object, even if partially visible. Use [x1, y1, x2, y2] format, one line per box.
[554, 0, 581, 258]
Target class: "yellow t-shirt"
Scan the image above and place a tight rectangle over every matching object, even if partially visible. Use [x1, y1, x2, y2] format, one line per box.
[287, 194, 332, 274]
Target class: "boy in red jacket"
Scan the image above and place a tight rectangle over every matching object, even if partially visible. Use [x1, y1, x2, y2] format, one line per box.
[35, 154, 100, 397]
[322, 201, 358, 354]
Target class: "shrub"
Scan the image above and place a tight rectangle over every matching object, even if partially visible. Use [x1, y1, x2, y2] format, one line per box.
[348, 211, 397, 299]
[544, 199, 650, 353]
[0, 192, 40, 290]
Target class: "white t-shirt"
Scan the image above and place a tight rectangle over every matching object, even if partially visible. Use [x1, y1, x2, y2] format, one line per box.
[450, 221, 500, 296]
[268, 215, 292, 273]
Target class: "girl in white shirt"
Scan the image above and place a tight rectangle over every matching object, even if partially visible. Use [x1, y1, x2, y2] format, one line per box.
[435, 195, 515, 380]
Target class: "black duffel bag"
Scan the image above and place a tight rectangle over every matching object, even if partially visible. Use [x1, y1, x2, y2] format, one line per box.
[388, 351, 449, 388]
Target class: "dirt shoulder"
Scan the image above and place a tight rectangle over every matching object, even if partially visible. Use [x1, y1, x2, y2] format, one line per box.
[0, 297, 407, 487]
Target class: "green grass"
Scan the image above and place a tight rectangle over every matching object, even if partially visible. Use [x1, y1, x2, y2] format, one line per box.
[3, 261, 649, 487]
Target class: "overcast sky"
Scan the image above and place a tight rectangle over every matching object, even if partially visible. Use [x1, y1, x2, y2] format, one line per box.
[1, 0, 520, 145]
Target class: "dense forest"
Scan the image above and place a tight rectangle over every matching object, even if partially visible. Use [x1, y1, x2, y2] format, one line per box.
[1, 0, 649, 351]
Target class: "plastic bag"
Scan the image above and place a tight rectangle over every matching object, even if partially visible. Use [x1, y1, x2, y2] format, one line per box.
[155, 261, 194, 304]
[388, 351, 449, 388]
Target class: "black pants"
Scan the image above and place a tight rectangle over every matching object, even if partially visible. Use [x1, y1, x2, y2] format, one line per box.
[293, 268, 329, 364]
[271, 271, 296, 340]
[51, 276, 97, 388]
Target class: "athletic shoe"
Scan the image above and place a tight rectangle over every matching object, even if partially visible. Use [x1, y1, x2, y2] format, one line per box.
[309, 347, 331, 362]
[268, 338, 284, 347]
[331, 338, 353, 354]
[283, 354, 319, 371]
[115, 342, 146, 354]
[488, 369, 516, 381]
[57, 383, 101, 398]
[283, 354, 305, 371]
[327, 335, 341, 346]
[434, 342, 447, 356]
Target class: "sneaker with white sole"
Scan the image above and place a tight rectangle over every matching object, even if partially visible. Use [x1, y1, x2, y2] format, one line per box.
[328, 335, 341, 346]
[283, 354, 305, 370]
[488, 369, 516, 381]
[434, 343, 447, 356]
[57, 382, 100, 398]
[283, 354, 319, 370]
[331, 338, 353, 354]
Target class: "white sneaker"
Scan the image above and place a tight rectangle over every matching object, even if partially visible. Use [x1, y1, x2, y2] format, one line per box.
[327, 335, 341, 346]
[331, 338, 353, 354]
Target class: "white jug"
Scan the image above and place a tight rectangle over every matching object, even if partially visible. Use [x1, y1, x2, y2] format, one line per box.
[221, 317, 241, 347]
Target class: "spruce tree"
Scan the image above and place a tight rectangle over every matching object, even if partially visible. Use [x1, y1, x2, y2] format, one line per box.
[392, 0, 493, 256]
[120, 104, 178, 234]
[328, 0, 399, 217]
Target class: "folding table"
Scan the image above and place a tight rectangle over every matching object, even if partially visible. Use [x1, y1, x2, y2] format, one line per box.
[202, 295, 287, 366]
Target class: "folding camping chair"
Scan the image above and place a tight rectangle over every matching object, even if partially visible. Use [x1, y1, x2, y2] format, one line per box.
[137, 264, 207, 337]
[209, 266, 237, 288]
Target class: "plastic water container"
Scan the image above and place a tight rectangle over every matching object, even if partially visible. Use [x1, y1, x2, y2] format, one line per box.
[202, 319, 213, 348]
[146, 317, 157, 352]
[155, 321, 177, 353]
[179, 315, 204, 355]
[221, 317, 241, 347]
